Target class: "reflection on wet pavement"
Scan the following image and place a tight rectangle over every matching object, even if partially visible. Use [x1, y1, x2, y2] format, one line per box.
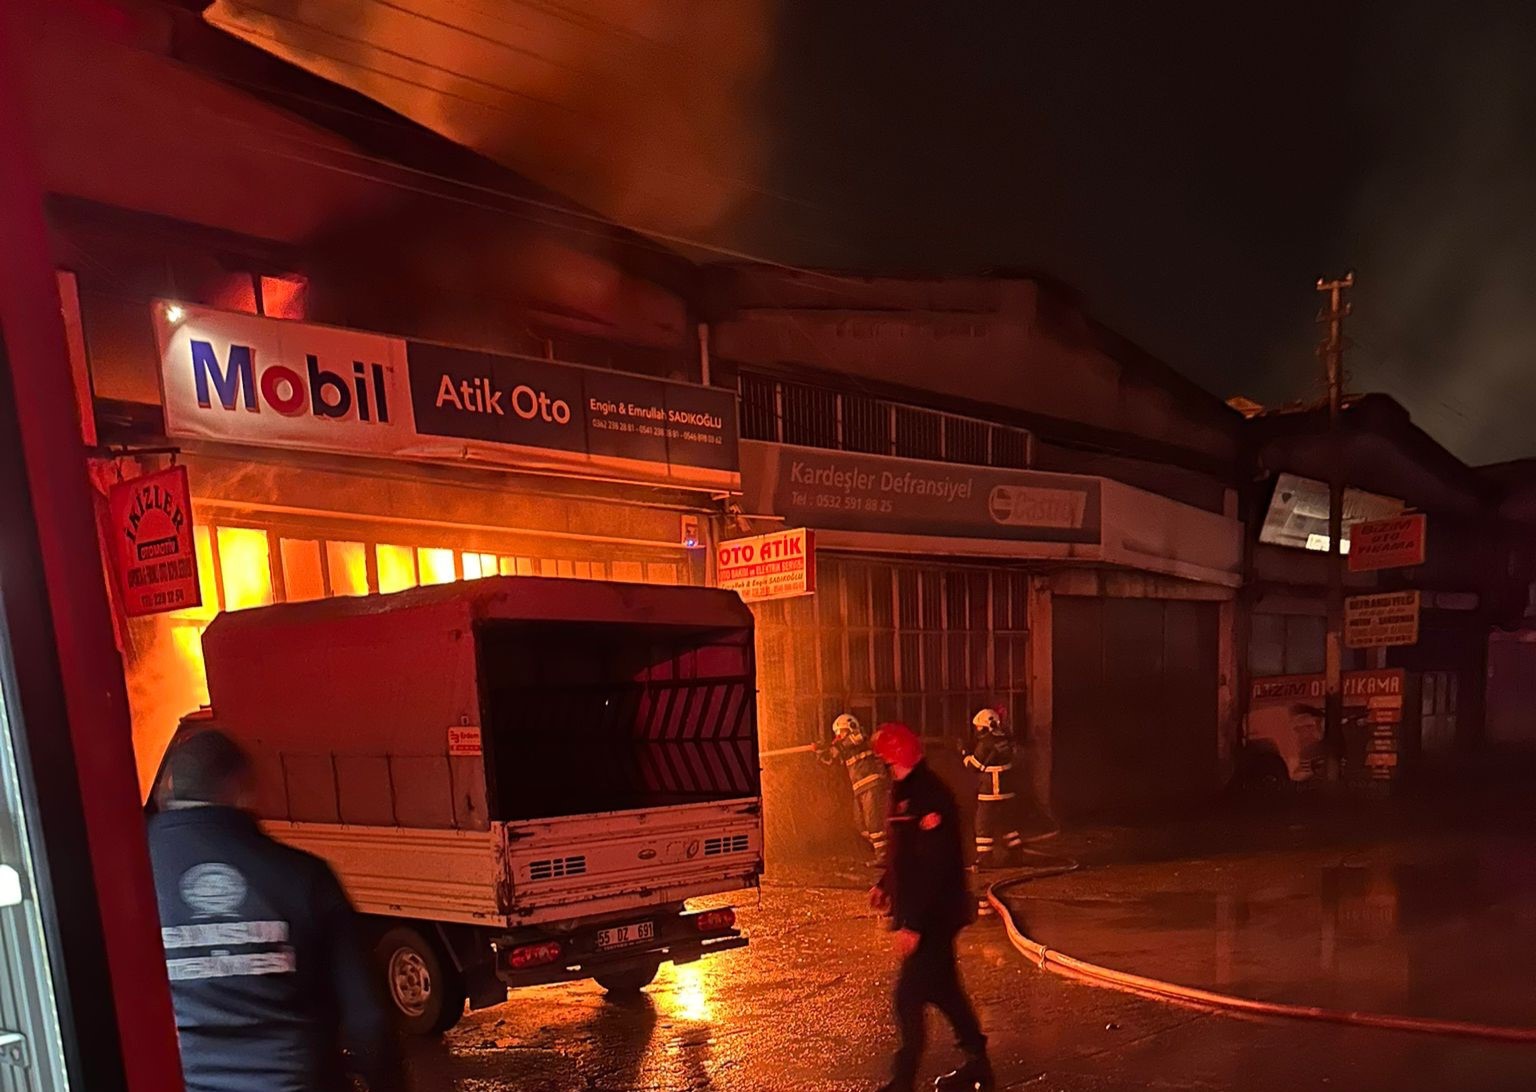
[1005, 839, 1536, 1027]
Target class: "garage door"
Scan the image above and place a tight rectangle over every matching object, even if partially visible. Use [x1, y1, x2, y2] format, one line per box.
[1053, 596, 1219, 817]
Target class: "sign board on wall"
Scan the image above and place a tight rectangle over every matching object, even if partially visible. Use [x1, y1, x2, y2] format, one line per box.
[1258, 472, 1404, 553]
[717, 528, 815, 602]
[447, 726, 482, 757]
[1345, 591, 1421, 649]
[1348, 514, 1427, 572]
[154, 302, 739, 490]
[740, 441, 1102, 544]
[1248, 669, 1405, 782]
[107, 465, 201, 617]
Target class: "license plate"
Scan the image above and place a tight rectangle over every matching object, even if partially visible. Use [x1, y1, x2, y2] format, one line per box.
[596, 921, 654, 951]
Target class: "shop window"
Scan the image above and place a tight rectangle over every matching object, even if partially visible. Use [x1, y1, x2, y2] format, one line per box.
[327, 541, 369, 597]
[191, 526, 218, 617]
[417, 547, 456, 586]
[216, 527, 274, 610]
[538, 558, 559, 577]
[280, 539, 325, 602]
[751, 558, 1029, 752]
[376, 544, 417, 594]
[462, 552, 499, 580]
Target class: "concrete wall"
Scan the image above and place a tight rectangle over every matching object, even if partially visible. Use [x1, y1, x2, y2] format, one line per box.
[708, 268, 1241, 494]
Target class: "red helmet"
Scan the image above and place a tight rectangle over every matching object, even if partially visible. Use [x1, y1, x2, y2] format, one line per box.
[872, 722, 923, 768]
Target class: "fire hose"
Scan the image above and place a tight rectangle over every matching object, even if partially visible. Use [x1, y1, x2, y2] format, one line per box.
[984, 852, 1536, 1044]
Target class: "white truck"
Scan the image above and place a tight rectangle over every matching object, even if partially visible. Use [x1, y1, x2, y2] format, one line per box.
[154, 577, 763, 1034]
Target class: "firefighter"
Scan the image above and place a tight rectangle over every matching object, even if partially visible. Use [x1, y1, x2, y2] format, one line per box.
[869, 722, 993, 1092]
[964, 708, 1023, 869]
[816, 712, 890, 863]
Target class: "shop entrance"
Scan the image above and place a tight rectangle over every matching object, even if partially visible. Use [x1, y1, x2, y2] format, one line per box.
[1052, 596, 1220, 817]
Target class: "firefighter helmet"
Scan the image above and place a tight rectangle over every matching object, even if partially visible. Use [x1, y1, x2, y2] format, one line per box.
[972, 707, 1005, 733]
[831, 713, 863, 741]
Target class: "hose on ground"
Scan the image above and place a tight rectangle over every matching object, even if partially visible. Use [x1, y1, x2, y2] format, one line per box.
[984, 859, 1536, 1044]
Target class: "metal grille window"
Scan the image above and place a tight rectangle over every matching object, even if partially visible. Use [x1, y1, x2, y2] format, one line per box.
[738, 371, 1031, 469]
[752, 556, 1029, 752]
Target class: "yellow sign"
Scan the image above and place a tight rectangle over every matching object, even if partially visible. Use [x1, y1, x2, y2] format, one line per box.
[1345, 591, 1421, 649]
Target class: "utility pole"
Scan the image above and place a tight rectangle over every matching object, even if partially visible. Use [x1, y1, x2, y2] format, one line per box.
[1316, 272, 1354, 782]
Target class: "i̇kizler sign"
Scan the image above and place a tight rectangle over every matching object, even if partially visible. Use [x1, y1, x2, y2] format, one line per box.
[108, 466, 201, 618]
[154, 302, 739, 490]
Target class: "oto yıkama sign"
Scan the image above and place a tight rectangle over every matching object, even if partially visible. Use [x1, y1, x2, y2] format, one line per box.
[717, 528, 815, 602]
[154, 302, 739, 490]
[107, 465, 201, 617]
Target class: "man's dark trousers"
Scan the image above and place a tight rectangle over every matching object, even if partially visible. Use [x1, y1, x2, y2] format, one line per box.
[893, 928, 986, 1082]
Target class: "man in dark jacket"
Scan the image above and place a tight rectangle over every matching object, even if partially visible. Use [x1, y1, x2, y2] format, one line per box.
[869, 723, 993, 1092]
[148, 729, 402, 1092]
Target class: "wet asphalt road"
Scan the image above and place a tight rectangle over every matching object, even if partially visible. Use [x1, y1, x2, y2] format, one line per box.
[401, 866, 1536, 1091]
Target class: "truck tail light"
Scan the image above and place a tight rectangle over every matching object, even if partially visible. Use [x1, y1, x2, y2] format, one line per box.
[505, 940, 563, 970]
[694, 908, 736, 933]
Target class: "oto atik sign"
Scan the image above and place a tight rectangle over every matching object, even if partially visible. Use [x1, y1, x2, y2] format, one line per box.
[108, 466, 201, 617]
[717, 528, 815, 603]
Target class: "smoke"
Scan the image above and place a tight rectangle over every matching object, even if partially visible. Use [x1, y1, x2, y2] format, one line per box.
[205, 0, 776, 243]
[1343, 4, 1536, 464]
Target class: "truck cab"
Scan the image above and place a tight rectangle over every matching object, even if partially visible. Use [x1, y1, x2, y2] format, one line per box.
[153, 577, 762, 1034]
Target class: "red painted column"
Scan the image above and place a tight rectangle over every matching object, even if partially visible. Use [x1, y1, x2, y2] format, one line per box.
[0, 2, 184, 1087]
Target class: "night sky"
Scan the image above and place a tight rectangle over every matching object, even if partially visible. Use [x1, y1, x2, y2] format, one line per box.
[729, 2, 1536, 465]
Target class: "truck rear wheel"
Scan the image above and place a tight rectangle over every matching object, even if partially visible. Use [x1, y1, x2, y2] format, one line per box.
[594, 959, 661, 996]
[375, 925, 466, 1035]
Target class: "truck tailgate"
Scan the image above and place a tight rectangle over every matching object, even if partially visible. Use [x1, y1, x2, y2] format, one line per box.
[501, 797, 761, 924]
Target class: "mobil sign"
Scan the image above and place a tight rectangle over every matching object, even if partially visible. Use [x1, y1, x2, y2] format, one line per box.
[154, 301, 414, 457]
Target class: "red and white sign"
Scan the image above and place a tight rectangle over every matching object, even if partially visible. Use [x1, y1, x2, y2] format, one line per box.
[108, 466, 201, 617]
[447, 726, 482, 757]
[717, 528, 815, 602]
[1349, 514, 1427, 572]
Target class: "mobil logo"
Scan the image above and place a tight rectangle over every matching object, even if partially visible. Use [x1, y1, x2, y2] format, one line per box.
[190, 339, 392, 424]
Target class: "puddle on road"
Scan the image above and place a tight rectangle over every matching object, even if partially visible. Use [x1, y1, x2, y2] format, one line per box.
[1010, 846, 1536, 1027]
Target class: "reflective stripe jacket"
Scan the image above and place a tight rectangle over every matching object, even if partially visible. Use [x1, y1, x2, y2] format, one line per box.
[963, 732, 1017, 800]
[147, 806, 398, 1092]
[818, 735, 887, 794]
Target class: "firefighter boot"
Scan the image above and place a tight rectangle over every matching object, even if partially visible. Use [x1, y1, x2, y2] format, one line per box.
[934, 1053, 995, 1091]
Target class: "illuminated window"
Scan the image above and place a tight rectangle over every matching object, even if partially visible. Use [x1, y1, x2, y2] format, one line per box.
[557, 559, 576, 578]
[216, 527, 274, 610]
[418, 547, 455, 586]
[280, 539, 325, 602]
[376, 544, 417, 594]
[326, 541, 368, 596]
[498, 556, 517, 576]
[589, 561, 606, 580]
[462, 552, 499, 580]
[539, 558, 559, 577]
[171, 525, 219, 619]
[515, 557, 536, 576]
[646, 562, 679, 585]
